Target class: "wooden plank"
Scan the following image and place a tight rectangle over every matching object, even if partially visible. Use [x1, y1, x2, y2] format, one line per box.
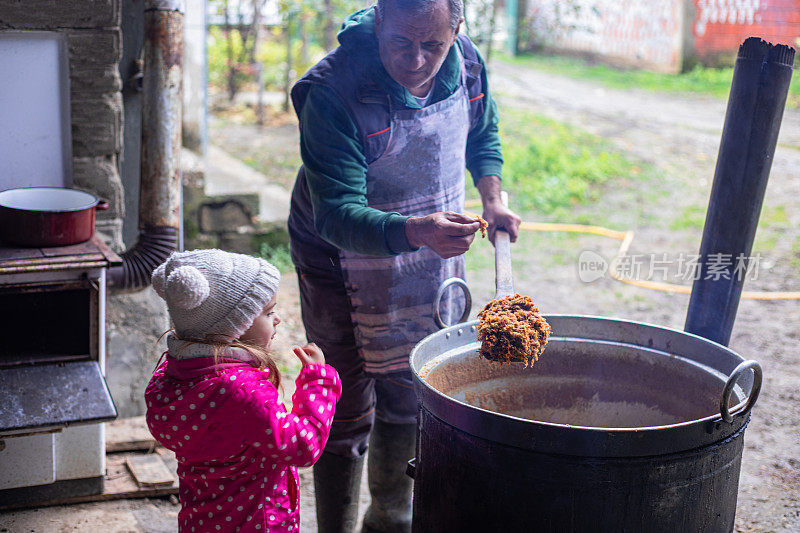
[40, 238, 106, 257]
[494, 191, 514, 299]
[0, 259, 108, 275]
[91, 234, 123, 265]
[12, 253, 106, 265]
[103, 451, 179, 498]
[126, 454, 175, 487]
[156, 446, 179, 479]
[0, 246, 45, 262]
[105, 415, 158, 452]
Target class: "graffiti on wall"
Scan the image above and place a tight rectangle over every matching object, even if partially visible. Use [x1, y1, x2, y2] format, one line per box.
[691, 0, 799, 60]
[695, 0, 761, 36]
[526, 0, 684, 72]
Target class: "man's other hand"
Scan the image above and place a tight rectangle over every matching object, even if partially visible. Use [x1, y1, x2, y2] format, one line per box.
[405, 212, 480, 259]
[482, 200, 522, 244]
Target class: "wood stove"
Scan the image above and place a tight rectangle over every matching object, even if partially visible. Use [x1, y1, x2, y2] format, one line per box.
[0, 236, 120, 506]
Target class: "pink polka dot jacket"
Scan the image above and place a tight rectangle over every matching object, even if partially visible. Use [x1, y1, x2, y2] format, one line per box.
[145, 339, 341, 532]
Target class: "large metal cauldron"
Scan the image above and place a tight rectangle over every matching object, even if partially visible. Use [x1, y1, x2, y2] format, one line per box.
[409, 315, 761, 533]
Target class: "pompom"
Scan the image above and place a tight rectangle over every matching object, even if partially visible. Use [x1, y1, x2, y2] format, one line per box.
[151, 263, 167, 299]
[165, 265, 210, 310]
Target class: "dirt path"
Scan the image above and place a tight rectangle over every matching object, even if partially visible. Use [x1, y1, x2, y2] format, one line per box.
[484, 60, 800, 532]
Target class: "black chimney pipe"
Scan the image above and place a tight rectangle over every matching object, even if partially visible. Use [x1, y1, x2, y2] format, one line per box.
[684, 38, 795, 346]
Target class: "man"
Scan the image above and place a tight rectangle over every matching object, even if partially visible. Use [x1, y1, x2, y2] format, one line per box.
[288, 0, 521, 530]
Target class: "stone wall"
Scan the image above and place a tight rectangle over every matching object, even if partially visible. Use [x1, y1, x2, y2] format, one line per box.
[521, 0, 799, 72]
[522, 0, 686, 72]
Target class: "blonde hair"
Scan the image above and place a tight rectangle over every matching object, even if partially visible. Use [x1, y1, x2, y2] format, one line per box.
[158, 329, 282, 389]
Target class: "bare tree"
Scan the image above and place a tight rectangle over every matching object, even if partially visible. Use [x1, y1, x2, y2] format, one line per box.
[323, 0, 336, 51]
[484, 0, 500, 63]
[299, 13, 309, 66]
[223, 0, 237, 101]
[252, 0, 265, 125]
[222, 0, 255, 102]
[284, 12, 294, 112]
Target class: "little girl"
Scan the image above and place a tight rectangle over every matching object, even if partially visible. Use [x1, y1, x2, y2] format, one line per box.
[145, 249, 341, 532]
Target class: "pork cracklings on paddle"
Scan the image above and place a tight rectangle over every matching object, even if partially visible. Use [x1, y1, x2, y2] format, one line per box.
[477, 294, 551, 367]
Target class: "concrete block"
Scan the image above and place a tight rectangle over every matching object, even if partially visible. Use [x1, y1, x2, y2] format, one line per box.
[95, 218, 125, 253]
[67, 29, 122, 94]
[71, 93, 123, 157]
[66, 29, 122, 70]
[106, 287, 170, 418]
[181, 147, 205, 189]
[72, 155, 125, 219]
[254, 221, 290, 247]
[71, 62, 122, 95]
[0, 0, 120, 29]
[216, 232, 259, 256]
[198, 196, 258, 233]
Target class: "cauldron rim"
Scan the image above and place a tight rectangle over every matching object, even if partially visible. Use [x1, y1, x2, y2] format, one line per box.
[410, 314, 757, 457]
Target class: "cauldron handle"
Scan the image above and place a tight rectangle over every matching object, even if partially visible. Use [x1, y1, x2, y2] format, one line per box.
[433, 277, 472, 329]
[720, 360, 762, 423]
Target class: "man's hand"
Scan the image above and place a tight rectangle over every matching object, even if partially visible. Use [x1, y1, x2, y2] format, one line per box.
[482, 200, 522, 243]
[405, 212, 480, 259]
[476, 175, 522, 243]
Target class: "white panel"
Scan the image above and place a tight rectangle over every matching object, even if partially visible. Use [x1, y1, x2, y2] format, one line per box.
[54, 423, 105, 480]
[0, 433, 55, 489]
[0, 31, 72, 191]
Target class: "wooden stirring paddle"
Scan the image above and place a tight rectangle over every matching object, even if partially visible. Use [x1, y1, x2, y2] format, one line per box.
[477, 192, 551, 366]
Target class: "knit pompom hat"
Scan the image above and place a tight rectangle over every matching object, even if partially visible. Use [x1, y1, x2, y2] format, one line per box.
[151, 249, 281, 340]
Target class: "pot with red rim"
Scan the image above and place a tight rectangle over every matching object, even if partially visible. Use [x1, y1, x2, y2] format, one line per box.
[0, 187, 109, 247]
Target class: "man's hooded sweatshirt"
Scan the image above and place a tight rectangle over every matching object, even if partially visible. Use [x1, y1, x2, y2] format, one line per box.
[289, 8, 503, 270]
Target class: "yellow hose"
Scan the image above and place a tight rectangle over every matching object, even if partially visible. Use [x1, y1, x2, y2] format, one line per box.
[464, 201, 800, 300]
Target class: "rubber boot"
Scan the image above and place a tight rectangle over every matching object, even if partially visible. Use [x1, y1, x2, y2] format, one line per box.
[361, 419, 417, 533]
[314, 451, 365, 533]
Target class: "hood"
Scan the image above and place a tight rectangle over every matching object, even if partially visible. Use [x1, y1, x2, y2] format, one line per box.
[337, 7, 379, 53]
[336, 7, 462, 107]
[164, 335, 258, 380]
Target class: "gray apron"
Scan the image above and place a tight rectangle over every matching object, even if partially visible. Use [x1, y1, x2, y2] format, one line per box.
[339, 56, 471, 375]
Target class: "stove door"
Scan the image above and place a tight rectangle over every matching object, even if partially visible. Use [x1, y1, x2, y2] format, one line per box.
[0, 360, 117, 434]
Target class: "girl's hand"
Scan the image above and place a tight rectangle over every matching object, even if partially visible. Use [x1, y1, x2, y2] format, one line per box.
[293, 343, 325, 366]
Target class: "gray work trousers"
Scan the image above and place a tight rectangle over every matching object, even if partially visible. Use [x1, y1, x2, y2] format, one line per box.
[296, 267, 418, 458]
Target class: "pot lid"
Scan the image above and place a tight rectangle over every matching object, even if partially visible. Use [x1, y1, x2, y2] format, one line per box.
[0, 187, 98, 212]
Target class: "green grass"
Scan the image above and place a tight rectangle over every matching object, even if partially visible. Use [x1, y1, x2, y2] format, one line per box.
[256, 241, 294, 272]
[751, 205, 791, 254]
[669, 205, 706, 231]
[753, 229, 780, 253]
[494, 109, 641, 216]
[498, 53, 800, 108]
[760, 204, 789, 226]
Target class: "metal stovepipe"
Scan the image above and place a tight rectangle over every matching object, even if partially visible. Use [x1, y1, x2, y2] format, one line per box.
[685, 37, 795, 346]
[109, 0, 184, 290]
